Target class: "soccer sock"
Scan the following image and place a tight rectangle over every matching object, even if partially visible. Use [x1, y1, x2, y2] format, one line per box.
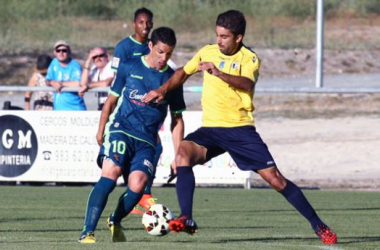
[280, 180, 324, 231]
[176, 167, 195, 218]
[82, 177, 116, 234]
[113, 187, 143, 223]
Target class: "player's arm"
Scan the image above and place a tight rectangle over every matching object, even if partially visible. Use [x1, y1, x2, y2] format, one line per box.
[96, 94, 117, 145]
[96, 61, 126, 145]
[170, 112, 184, 155]
[142, 67, 190, 103]
[198, 62, 254, 91]
[169, 112, 184, 175]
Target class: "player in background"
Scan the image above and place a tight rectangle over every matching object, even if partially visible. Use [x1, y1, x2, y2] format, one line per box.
[79, 27, 185, 243]
[142, 10, 337, 245]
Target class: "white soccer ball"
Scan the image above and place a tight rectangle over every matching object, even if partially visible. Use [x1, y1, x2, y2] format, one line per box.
[142, 204, 175, 236]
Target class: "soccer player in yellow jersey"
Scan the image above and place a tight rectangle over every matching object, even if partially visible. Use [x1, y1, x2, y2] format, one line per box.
[143, 10, 337, 245]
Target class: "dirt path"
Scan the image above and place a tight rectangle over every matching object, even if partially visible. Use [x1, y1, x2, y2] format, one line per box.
[253, 116, 380, 190]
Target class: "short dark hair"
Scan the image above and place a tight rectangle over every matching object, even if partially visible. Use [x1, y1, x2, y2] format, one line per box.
[216, 10, 246, 37]
[134, 7, 153, 22]
[151, 27, 176, 47]
[36, 54, 52, 72]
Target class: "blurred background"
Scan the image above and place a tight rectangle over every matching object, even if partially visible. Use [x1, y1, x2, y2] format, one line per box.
[0, 0, 379, 188]
[1, 0, 380, 87]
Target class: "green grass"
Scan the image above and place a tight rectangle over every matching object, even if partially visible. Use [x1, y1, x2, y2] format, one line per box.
[0, 186, 379, 249]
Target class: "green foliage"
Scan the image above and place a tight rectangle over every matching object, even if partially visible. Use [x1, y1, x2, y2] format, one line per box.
[1, 0, 378, 22]
[0, 0, 379, 52]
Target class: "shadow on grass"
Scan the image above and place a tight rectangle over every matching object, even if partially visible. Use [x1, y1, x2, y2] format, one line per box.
[211, 235, 380, 244]
[338, 236, 380, 244]
[219, 207, 380, 215]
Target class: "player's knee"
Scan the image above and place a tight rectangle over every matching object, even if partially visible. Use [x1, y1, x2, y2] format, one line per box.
[175, 147, 191, 166]
[128, 171, 149, 193]
[269, 177, 287, 191]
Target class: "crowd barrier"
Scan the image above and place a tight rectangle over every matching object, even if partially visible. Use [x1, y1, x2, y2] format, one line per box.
[0, 111, 252, 188]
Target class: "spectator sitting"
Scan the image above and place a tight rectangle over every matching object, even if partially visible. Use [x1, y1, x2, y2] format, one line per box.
[24, 54, 53, 110]
[46, 40, 86, 110]
[78, 47, 114, 110]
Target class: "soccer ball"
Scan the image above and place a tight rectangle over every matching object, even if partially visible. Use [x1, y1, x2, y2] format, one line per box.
[142, 204, 174, 236]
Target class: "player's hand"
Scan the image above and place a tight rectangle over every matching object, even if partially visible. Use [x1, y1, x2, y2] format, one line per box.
[78, 85, 89, 97]
[96, 131, 103, 146]
[142, 89, 164, 104]
[198, 62, 221, 76]
[167, 162, 177, 184]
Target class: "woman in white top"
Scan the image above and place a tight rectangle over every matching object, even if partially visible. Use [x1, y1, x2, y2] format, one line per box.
[24, 54, 53, 110]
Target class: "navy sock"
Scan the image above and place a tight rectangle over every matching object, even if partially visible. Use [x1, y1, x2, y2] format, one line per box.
[113, 188, 143, 223]
[280, 180, 323, 231]
[82, 177, 116, 234]
[176, 167, 195, 218]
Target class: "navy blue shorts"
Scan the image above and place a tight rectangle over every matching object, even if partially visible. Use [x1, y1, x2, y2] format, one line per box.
[184, 126, 276, 172]
[97, 131, 156, 178]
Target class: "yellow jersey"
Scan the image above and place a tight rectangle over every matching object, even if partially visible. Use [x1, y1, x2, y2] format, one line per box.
[183, 44, 259, 127]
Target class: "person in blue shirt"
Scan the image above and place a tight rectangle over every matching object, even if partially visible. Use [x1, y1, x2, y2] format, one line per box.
[78, 27, 185, 243]
[46, 40, 86, 110]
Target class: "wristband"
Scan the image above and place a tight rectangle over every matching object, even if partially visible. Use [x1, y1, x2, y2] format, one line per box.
[24, 97, 30, 102]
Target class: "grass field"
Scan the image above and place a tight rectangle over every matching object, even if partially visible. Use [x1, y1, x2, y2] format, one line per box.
[0, 186, 379, 250]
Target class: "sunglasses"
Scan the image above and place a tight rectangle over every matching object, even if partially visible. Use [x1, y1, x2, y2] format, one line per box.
[92, 54, 106, 60]
[55, 49, 68, 53]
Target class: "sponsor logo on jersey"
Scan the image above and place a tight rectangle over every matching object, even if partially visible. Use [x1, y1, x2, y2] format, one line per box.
[218, 61, 225, 69]
[266, 161, 274, 165]
[129, 90, 147, 106]
[114, 154, 120, 161]
[231, 62, 239, 70]
[129, 89, 146, 100]
[144, 159, 154, 173]
[111, 57, 120, 69]
[131, 74, 143, 79]
[133, 52, 142, 56]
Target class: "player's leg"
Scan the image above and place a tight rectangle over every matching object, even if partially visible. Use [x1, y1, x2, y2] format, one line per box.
[170, 128, 225, 234]
[258, 168, 337, 244]
[107, 142, 154, 241]
[119, 138, 161, 215]
[224, 125, 337, 244]
[79, 158, 122, 243]
[168, 140, 205, 234]
[111, 170, 149, 222]
[108, 170, 149, 242]
[138, 138, 162, 210]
